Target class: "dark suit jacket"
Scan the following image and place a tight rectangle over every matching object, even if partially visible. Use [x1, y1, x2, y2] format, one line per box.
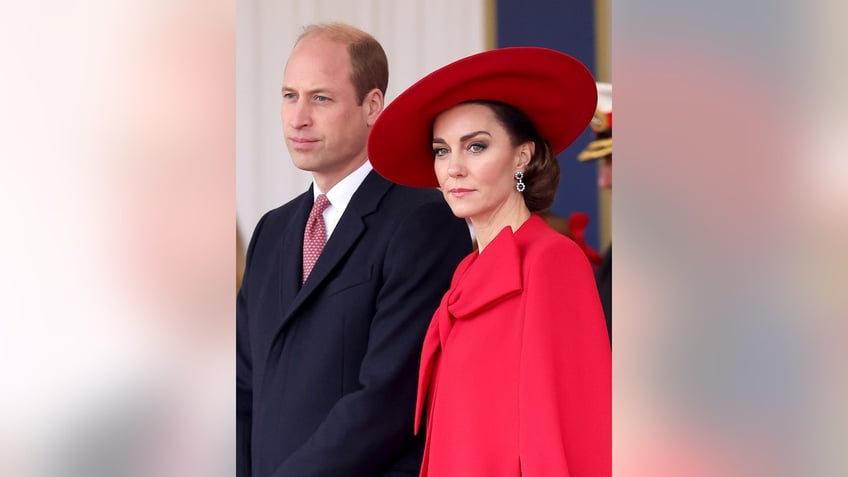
[237, 171, 472, 477]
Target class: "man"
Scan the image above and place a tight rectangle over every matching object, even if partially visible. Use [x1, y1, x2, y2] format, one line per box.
[577, 82, 612, 343]
[237, 24, 472, 477]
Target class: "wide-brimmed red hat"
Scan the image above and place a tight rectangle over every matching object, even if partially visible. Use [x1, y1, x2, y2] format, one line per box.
[368, 47, 598, 188]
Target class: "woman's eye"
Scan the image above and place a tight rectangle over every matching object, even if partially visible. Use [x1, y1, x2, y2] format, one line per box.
[469, 142, 486, 153]
[432, 147, 449, 157]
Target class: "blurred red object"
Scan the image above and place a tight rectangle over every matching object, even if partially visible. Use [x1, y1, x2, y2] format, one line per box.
[568, 212, 602, 266]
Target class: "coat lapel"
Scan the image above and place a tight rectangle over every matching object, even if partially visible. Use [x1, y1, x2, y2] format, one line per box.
[277, 189, 313, 318]
[276, 171, 392, 335]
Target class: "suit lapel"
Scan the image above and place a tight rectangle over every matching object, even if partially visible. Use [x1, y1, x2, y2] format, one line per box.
[276, 171, 392, 334]
[277, 189, 313, 318]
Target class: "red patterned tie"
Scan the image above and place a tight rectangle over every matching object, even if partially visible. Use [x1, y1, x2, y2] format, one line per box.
[302, 194, 331, 283]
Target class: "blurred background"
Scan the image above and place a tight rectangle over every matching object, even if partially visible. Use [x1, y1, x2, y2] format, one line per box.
[2, 0, 846, 476]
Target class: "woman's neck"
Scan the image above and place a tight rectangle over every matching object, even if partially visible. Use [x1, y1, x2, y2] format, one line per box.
[471, 203, 532, 253]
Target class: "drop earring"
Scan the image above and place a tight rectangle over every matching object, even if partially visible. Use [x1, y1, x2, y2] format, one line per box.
[514, 170, 525, 192]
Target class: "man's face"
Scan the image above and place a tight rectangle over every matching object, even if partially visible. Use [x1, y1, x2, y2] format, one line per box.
[598, 155, 612, 189]
[281, 37, 374, 190]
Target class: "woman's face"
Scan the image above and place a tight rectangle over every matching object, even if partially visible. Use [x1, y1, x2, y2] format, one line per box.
[432, 103, 529, 222]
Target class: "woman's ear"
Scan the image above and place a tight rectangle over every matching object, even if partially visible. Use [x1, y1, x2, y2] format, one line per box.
[516, 141, 535, 169]
[363, 88, 384, 127]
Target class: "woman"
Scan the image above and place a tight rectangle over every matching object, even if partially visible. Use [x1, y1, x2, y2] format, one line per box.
[368, 47, 610, 476]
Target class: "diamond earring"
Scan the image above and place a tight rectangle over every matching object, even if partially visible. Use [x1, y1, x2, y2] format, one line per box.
[514, 170, 525, 192]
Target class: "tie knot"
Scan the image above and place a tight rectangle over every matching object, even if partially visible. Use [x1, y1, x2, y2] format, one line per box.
[311, 194, 331, 217]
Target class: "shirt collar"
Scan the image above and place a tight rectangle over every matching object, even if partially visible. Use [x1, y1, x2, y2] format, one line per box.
[312, 160, 373, 215]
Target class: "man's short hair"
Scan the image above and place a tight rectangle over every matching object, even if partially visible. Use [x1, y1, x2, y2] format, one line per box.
[297, 23, 388, 105]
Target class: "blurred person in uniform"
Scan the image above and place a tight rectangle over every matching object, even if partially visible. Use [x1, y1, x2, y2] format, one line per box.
[236, 23, 471, 477]
[576, 82, 612, 344]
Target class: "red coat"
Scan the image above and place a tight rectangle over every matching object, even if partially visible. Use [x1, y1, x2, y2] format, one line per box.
[415, 215, 611, 476]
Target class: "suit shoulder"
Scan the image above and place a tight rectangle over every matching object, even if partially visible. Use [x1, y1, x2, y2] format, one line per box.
[247, 192, 310, 245]
[384, 184, 445, 206]
[259, 192, 309, 223]
[377, 184, 455, 219]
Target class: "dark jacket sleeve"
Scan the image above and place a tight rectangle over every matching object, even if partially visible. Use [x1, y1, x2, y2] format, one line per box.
[237, 213, 269, 477]
[272, 200, 471, 477]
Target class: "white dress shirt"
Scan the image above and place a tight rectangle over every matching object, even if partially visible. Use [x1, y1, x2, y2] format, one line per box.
[311, 160, 373, 239]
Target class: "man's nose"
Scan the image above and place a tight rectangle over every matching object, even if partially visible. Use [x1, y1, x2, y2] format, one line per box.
[287, 100, 312, 129]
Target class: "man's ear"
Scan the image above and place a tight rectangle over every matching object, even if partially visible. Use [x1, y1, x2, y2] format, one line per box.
[363, 88, 384, 126]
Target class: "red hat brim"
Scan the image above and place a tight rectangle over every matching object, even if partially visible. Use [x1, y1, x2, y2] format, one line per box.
[368, 47, 598, 188]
